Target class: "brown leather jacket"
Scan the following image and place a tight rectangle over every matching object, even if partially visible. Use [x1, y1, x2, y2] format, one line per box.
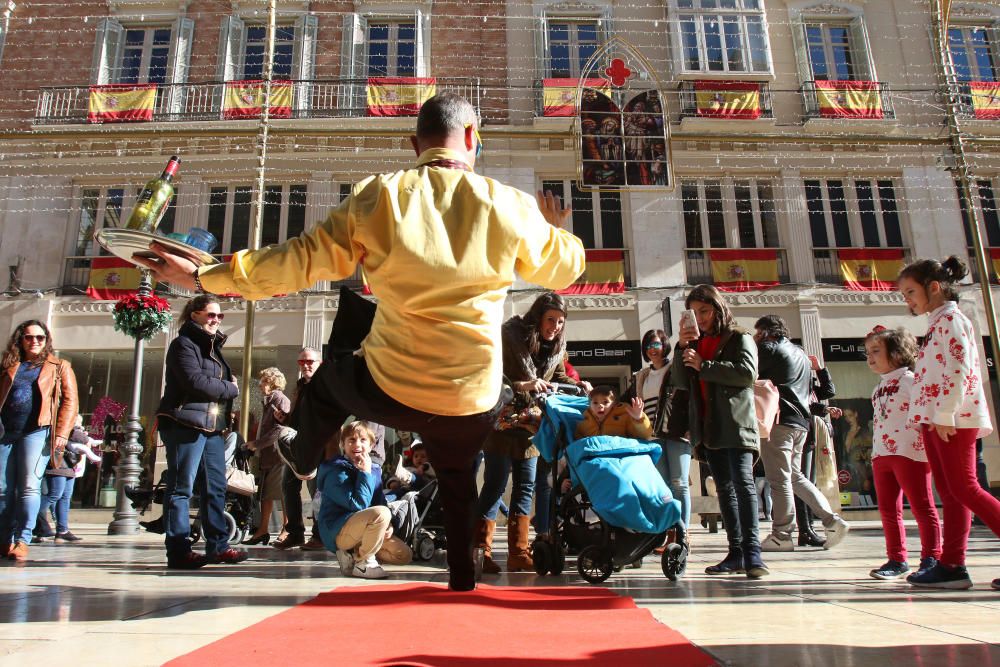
[0, 354, 79, 439]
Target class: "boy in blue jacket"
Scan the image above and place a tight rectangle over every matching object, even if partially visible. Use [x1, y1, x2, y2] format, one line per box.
[317, 421, 411, 579]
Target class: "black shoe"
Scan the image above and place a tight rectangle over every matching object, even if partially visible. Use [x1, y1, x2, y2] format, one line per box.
[273, 427, 317, 481]
[210, 547, 249, 564]
[272, 533, 305, 550]
[34, 517, 55, 538]
[743, 546, 769, 579]
[242, 532, 270, 546]
[167, 551, 208, 570]
[991, 578, 1000, 591]
[54, 532, 82, 543]
[870, 560, 909, 580]
[140, 516, 165, 534]
[797, 526, 826, 548]
[705, 548, 745, 575]
[911, 556, 938, 578]
[907, 563, 973, 589]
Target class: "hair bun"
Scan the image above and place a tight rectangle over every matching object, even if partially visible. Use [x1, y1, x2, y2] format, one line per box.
[942, 255, 969, 282]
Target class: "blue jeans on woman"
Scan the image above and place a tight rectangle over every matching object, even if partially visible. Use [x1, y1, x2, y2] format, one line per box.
[657, 438, 692, 528]
[160, 422, 229, 559]
[0, 428, 51, 544]
[477, 451, 537, 520]
[39, 475, 75, 534]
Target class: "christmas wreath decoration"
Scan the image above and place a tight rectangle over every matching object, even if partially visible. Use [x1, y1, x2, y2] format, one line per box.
[113, 293, 173, 341]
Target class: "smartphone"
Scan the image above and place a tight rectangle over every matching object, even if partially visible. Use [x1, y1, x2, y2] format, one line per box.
[679, 309, 697, 333]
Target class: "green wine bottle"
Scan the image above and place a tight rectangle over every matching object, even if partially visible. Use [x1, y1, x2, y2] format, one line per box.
[126, 155, 181, 233]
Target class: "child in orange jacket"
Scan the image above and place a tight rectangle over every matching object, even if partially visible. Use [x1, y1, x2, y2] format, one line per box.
[575, 385, 653, 440]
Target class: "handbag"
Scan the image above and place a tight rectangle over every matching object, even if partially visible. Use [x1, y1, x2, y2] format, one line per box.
[753, 379, 780, 439]
[226, 465, 257, 496]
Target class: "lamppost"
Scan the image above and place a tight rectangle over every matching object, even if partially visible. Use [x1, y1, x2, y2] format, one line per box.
[107, 269, 152, 535]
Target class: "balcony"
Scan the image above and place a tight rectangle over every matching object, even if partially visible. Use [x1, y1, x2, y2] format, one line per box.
[812, 247, 911, 284]
[677, 81, 773, 120]
[62, 255, 364, 298]
[952, 82, 1000, 121]
[35, 77, 481, 125]
[801, 80, 894, 120]
[684, 247, 790, 286]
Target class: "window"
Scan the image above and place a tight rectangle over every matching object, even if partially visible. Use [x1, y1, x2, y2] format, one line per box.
[804, 178, 904, 248]
[243, 24, 295, 79]
[546, 20, 600, 77]
[673, 0, 770, 74]
[367, 21, 416, 76]
[206, 184, 308, 254]
[119, 27, 172, 84]
[541, 180, 623, 249]
[957, 178, 1000, 248]
[949, 26, 998, 82]
[680, 178, 778, 249]
[805, 23, 854, 81]
[71, 187, 128, 260]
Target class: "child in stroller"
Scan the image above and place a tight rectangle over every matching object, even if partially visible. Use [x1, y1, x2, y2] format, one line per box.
[532, 388, 688, 584]
[126, 428, 256, 544]
[385, 440, 447, 561]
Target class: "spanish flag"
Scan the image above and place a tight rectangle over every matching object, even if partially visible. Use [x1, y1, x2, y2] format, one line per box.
[970, 81, 1000, 119]
[709, 249, 779, 292]
[839, 248, 904, 290]
[558, 249, 625, 295]
[815, 80, 884, 119]
[86, 257, 144, 300]
[990, 248, 1000, 282]
[222, 80, 293, 120]
[367, 77, 436, 117]
[542, 78, 611, 117]
[87, 84, 157, 123]
[695, 81, 762, 119]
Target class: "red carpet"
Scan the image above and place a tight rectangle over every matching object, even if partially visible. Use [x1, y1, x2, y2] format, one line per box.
[165, 582, 717, 667]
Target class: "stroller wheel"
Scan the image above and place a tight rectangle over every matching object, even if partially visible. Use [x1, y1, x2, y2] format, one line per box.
[416, 534, 436, 561]
[533, 541, 551, 576]
[662, 543, 688, 581]
[224, 511, 238, 543]
[189, 520, 202, 545]
[551, 544, 566, 576]
[577, 545, 613, 584]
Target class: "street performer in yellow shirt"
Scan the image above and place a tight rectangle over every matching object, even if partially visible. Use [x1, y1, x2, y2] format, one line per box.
[135, 93, 586, 591]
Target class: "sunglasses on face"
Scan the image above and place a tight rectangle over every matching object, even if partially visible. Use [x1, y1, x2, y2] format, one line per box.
[297, 359, 319, 366]
[22, 335, 46, 343]
[646, 342, 664, 350]
[201, 312, 224, 321]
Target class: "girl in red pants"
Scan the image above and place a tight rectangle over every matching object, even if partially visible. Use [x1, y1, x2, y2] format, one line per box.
[864, 326, 941, 580]
[899, 256, 1000, 590]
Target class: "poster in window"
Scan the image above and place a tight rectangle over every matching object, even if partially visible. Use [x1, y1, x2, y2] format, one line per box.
[829, 398, 876, 506]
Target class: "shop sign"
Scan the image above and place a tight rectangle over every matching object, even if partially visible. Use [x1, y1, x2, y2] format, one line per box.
[837, 469, 852, 486]
[822, 338, 867, 362]
[566, 340, 643, 371]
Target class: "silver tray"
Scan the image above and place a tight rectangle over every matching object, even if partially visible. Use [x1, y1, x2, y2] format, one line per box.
[95, 228, 219, 268]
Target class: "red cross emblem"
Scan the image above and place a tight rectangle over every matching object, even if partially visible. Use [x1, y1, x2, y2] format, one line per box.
[604, 58, 632, 87]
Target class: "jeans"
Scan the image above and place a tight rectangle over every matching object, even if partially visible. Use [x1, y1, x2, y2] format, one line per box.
[281, 466, 318, 539]
[704, 446, 759, 551]
[477, 451, 536, 520]
[39, 475, 75, 534]
[761, 424, 835, 540]
[656, 438, 692, 528]
[160, 423, 229, 558]
[0, 428, 51, 544]
[286, 352, 503, 590]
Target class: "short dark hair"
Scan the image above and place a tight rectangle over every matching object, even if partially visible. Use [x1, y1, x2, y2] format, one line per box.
[416, 93, 477, 141]
[897, 255, 968, 303]
[754, 315, 789, 341]
[640, 329, 668, 363]
[589, 385, 616, 401]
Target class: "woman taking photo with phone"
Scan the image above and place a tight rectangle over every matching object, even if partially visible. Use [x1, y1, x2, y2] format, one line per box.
[671, 285, 768, 578]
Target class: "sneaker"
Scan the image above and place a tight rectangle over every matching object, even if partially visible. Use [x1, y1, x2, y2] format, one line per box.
[167, 551, 208, 570]
[352, 556, 388, 580]
[744, 546, 770, 579]
[210, 547, 249, 565]
[336, 548, 355, 575]
[273, 427, 317, 481]
[760, 533, 794, 552]
[870, 560, 909, 580]
[54, 532, 82, 543]
[910, 556, 938, 579]
[7, 541, 28, 562]
[907, 563, 973, 590]
[822, 515, 851, 550]
[300, 536, 326, 551]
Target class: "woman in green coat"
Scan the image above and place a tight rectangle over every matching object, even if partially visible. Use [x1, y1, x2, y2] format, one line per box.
[672, 284, 768, 578]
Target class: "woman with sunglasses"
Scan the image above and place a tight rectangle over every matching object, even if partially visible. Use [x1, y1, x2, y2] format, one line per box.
[624, 329, 691, 532]
[156, 295, 246, 569]
[0, 320, 78, 561]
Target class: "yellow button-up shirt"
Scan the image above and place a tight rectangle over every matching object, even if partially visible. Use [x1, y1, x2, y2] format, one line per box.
[199, 148, 586, 416]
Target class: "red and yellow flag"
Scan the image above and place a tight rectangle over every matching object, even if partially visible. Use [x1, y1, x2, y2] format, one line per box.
[815, 80, 884, 119]
[989, 248, 1000, 282]
[86, 257, 144, 300]
[88, 84, 157, 123]
[542, 78, 611, 117]
[558, 249, 625, 295]
[970, 81, 1000, 119]
[694, 81, 762, 119]
[709, 249, 779, 292]
[839, 248, 904, 290]
[222, 80, 293, 120]
[367, 77, 436, 116]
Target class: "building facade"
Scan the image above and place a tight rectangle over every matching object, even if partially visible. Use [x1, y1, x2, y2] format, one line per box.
[0, 0, 999, 503]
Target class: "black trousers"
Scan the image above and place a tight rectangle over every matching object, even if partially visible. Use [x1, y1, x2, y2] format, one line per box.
[288, 352, 503, 590]
[281, 467, 317, 539]
[705, 447, 760, 552]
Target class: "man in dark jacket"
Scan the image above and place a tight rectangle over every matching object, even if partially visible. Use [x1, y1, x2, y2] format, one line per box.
[754, 315, 850, 552]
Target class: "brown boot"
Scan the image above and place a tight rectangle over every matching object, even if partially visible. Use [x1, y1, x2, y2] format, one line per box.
[8, 541, 28, 562]
[476, 518, 501, 574]
[506, 514, 534, 572]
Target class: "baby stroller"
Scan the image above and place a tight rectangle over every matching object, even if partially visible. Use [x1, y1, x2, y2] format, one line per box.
[389, 478, 447, 561]
[531, 391, 688, 584]
[126, 432, 256, 544]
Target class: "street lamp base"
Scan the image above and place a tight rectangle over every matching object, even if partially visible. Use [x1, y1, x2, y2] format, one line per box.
[107, 519, 141, 536]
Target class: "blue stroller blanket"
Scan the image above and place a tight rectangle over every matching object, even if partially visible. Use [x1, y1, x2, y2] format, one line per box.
[533, 394, 682, 534]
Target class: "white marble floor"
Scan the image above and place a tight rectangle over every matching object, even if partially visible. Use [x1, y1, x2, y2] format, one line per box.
[1, 513, 998, 666]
